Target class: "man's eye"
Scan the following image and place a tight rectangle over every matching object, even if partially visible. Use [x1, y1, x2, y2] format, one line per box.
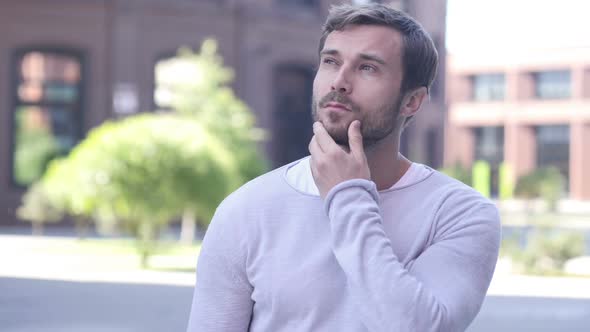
[360, 65, 376, 72]
[322, 58, 337, 65]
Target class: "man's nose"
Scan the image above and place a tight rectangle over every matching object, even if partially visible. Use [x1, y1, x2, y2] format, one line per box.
[331, 69, 352, 94]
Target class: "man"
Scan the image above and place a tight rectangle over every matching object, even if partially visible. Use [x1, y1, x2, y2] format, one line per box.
[187, 4, 500, 332]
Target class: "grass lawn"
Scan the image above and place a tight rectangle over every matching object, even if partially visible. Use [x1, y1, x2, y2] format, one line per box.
[2, 235, 202, 274]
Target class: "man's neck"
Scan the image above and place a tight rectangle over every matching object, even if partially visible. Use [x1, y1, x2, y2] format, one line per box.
[364, 135, 411, 191]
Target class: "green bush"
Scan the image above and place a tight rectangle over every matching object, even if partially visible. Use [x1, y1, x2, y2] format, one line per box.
[514, 167, 565, 211]
[16, 182, 64, 235]
[504, 229, 586, 275]
[439, 162, 472, 186]
[38, 114, 242, 266]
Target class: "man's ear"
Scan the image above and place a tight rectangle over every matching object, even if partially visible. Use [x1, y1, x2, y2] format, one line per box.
[399, 86, 428, 118]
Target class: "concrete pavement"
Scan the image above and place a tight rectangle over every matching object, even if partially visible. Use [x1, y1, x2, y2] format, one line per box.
[469, 295, 590, 332]
[3, 276, 590, 332]
[2, 234, 590, 331]
[0, 277, 193, 332]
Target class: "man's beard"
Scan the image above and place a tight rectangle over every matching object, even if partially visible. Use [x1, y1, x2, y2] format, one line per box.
[311, 90, 402, 148]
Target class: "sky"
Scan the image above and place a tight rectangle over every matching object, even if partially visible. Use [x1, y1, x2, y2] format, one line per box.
[446, 0, 590, 55]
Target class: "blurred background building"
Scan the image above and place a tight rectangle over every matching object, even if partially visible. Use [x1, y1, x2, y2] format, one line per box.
[0, 0, 447, 225]
[3, 2, 590, 331]
[445, 48, 590, 200]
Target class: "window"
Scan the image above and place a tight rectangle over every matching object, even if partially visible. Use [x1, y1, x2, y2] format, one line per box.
[534, 70, 571, 99]
[474, 126, 504, 164]
[272, 64, 314, 166]
[11, 48, 84, 186]
[473, 126, 505, 197]
[471, 73, 505, 101]
[536, 125, 570, 189]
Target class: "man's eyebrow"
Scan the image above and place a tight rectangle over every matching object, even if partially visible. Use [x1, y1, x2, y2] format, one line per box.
[359, 53, 387, 66]
[320, 49, 339, 57]
[320, 49, 387, 66]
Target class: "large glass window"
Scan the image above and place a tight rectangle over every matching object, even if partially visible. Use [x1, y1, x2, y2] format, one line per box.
[474, 126, 504, 164]
[536, 125, 570, 189]
[471, 73, 505, 101]
[534, 70, 571, 99]
[474, 126, 505, 197]
[11, 49, 84, 186]
[272, 65, 314, 166]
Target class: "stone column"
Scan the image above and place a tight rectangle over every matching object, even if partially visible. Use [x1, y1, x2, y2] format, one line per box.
[445, 124, 474, 168]
[572, 66, 585, 99]
[504, 123, 536, 184]
[570, 122, 590, 200]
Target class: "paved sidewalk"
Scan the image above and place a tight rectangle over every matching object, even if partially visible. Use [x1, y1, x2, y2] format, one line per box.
[0, 234, 197, 286]
[4, 235, 590, 297]
[1, 234, 196, 332]
[2, 234, 590, 331]
[0, 277, 193, 332]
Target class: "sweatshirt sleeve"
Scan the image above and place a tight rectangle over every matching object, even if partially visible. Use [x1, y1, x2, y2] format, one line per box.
[186, 201, 253, 332]
[324, 179, 501, 332]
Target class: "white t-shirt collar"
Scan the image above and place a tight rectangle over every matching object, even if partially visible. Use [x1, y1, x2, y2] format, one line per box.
[286, 156, 432, 195]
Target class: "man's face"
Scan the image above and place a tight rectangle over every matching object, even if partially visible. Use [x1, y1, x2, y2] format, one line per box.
[312, 25, 405, 147]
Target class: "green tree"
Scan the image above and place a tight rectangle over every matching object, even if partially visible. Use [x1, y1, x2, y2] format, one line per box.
[155, 39, 268, 241]
[20, 38, 268, 258]
[42, 156, 107, 239]
[156, 39, 267, 183]
[40, 114, 240, 266]
[16, 182, 64, 235]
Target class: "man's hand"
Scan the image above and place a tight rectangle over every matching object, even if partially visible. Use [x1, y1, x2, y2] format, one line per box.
[309, 120, 370, 199]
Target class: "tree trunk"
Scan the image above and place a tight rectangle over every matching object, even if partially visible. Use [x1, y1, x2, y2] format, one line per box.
[32, 221, 44, 236]
[138, 222, 156, 269]
[140, 249, 150, 269]
[524, 198, 534, 225]
[180, 208, 196, 244]
[75, 217, 89, 240]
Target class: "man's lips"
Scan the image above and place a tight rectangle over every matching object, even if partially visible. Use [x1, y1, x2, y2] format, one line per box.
[323, 102, 351, 112]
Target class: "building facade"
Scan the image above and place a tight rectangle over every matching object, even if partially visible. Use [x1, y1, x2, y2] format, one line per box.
[445, 48, 590, 200]
[0, 0, 446, 225]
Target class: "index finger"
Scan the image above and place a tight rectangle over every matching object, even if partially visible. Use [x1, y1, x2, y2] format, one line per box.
[312, 122, 339, 152]
[347, 120, 365, 158]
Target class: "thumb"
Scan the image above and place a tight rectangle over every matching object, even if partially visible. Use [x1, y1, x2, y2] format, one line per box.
[348, 120, 364, 156]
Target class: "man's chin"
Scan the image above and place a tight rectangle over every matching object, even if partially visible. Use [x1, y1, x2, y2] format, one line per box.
[333, 137, 349, 147]
[316, 117, 352, 145]
[325, 128, 349, 146]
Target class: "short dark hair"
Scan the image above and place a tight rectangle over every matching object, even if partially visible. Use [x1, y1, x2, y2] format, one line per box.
[319, 4, 439, 95]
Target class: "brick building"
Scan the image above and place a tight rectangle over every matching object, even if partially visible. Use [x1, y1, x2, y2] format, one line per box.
[446, 48, 590, 200]
[0, 0, 447, 224]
